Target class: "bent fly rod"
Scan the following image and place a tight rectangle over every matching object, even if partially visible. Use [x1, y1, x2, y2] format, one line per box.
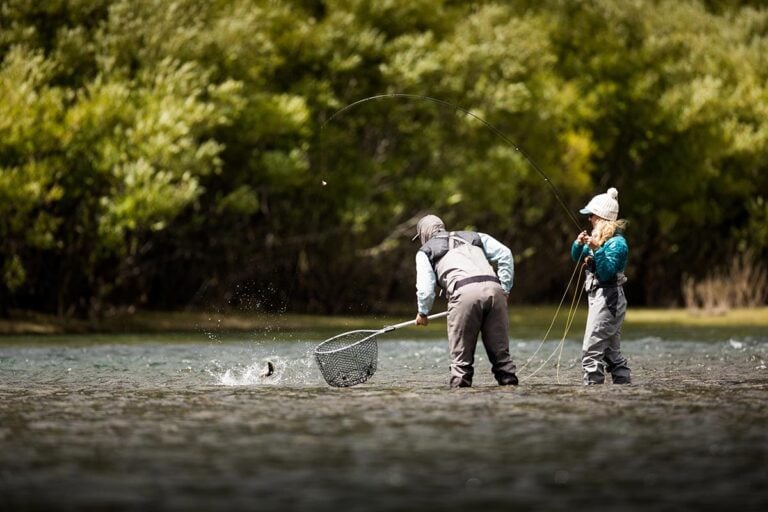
[320, 93, 582, 229]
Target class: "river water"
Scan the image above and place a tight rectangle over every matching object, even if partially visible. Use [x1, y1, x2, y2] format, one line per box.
[1, 323, 767, 511]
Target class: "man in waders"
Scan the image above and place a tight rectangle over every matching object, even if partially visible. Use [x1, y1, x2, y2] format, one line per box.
[412, 214, 518, 388]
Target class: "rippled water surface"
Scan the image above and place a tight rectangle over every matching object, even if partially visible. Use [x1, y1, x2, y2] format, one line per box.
[1, 325, 767, 511]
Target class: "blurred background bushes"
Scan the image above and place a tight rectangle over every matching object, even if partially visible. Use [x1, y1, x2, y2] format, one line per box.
[1, 0, 766, 317]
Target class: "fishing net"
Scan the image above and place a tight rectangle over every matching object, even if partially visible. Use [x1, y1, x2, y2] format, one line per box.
[314, 330, 379, 387]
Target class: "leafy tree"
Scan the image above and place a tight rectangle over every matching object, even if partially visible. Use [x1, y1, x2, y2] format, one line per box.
[0, 0, 236, 315]
[545, 0, 768, 303]
[1, 0, 766, 317]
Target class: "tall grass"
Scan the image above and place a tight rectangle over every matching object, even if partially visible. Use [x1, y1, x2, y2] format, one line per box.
[682, 251, 768, 313]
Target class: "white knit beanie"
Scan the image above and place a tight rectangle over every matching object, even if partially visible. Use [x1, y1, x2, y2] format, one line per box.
[579, 187, 619, 221]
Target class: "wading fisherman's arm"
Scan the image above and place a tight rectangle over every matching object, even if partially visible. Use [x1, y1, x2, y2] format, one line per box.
[415, 251, 437, 325]
[479, 233, 514, 295]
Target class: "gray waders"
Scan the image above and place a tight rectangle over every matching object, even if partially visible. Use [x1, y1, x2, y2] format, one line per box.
[447, 282, 517, 388]
[430, 233, 517, 388]
[582, 273, 631, 384]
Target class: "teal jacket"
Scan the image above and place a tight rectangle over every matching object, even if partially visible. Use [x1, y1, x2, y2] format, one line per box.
[571, 233, 628, 283]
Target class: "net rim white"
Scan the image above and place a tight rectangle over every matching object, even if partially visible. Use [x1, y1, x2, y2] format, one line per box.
[313, 329, 379, 355]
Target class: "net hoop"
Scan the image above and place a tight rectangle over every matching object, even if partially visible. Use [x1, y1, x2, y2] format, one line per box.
[313, 312, 446, 388]
[314, 329, 380, 387]
[314, 330, 378, 354]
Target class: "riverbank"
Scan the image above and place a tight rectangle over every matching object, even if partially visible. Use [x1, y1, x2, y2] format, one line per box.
[1, 306, 766, 335]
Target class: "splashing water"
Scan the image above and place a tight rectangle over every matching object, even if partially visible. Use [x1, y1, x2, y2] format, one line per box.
[209, 358, 281, 386]
[206, 343, 321, 387]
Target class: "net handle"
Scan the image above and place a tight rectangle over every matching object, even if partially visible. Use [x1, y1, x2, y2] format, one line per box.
[382, 311, 448, 333]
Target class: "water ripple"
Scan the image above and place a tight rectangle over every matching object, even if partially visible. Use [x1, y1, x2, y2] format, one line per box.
[0, 334, 766, 511]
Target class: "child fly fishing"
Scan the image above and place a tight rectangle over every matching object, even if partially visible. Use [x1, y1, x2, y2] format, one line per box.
[571, 187, 632, 385]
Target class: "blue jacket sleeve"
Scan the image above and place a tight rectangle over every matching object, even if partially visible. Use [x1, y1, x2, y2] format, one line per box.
[592, 235, 628, 282]
[571, 241, 589, 262]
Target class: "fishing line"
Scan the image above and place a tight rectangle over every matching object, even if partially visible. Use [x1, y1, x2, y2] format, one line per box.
[520, 254, 585, 383]
[516, 254, 583, 374]
[321, 93, 582, 230]
[555, 267, 586, 384]
[322, 93, 589, 383]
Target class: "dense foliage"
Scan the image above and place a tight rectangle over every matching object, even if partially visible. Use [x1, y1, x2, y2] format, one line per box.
[1, 0, 767, 317]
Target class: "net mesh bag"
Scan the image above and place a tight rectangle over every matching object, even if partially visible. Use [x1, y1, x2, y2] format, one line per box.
[314, 330, 379, 387]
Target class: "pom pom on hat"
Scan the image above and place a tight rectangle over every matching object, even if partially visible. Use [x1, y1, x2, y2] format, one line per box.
[579, 187, 620, 221]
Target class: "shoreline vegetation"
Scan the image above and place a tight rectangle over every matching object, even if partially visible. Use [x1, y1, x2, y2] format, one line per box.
[1, 307, 767, 336]
[2, 2, 767, 320]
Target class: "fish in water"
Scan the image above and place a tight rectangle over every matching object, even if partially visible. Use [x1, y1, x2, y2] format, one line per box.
[260, 360, 275, 378]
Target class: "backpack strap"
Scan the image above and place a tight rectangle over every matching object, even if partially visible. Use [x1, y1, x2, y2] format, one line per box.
[448, 231, 468, 250]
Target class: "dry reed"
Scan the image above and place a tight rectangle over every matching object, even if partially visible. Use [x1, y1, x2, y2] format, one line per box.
[682, 250, 768, 313]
